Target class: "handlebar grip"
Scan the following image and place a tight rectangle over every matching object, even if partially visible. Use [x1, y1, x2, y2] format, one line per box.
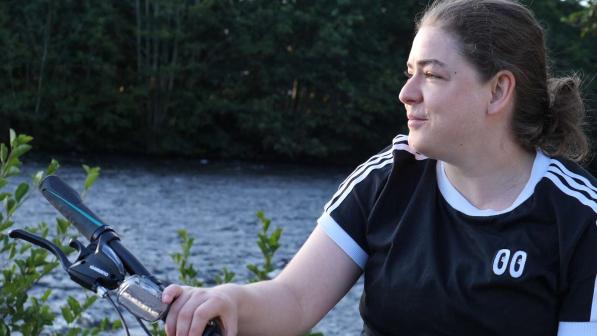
[39, 175, 107, 241]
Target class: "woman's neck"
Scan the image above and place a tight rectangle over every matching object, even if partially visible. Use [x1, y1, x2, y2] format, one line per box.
[442, 142, 535, 211]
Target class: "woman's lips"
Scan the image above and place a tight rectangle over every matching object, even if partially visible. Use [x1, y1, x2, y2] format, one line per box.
[407, 114, 427, 129]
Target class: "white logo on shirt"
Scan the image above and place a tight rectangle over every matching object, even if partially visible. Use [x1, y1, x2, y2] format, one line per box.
[492, 249, 527, 278]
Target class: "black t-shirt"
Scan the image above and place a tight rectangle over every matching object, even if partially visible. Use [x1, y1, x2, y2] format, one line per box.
[318, 134, 597, 336]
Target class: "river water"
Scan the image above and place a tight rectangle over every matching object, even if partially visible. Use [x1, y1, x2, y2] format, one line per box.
[10, 155, 364, 336]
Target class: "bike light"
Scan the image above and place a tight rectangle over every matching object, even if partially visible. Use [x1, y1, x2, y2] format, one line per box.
[116, 275, 168, 322]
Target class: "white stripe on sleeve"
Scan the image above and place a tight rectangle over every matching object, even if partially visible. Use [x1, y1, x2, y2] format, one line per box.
[548, 166, 597, 200]
[557, 322, 597, 335]
[325, 151, 393, 211]
[545, 173, 597, 213]
[326, 157, 395, 214]
[318, 212, 368, 269]
[550, 159, 597, 192]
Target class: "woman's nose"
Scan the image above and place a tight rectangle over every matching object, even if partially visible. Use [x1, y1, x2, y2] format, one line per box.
[398, 78, 422, 105]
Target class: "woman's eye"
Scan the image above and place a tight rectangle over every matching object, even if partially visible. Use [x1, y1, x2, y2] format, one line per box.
[424, 71, 441, 79]
[403, 70, 413, 79]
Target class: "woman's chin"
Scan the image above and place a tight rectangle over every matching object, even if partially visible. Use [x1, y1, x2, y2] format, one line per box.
[407, 132, 425, 151]
[407, 132, 436, 158]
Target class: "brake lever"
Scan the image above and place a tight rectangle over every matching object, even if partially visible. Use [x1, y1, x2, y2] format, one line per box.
[9, 229, 125, 291]
[9, 229, 72, 271]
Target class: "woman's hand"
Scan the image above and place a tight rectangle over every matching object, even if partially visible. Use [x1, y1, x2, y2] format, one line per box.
[161, 227, 361, 336]
[162, 284, 239, 336]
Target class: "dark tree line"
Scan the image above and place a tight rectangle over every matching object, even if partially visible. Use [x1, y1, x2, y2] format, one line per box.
[0, 0, 595, 166]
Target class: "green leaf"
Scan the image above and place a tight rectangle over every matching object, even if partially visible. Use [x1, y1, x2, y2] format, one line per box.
[9, 129, 16, 147]
[215, 267, 236, 284]
[33, 170, 44, 186]
[57, 218, 70, 235]
[41, 288, 52, 302]
[39, 222, 50, 238]
[67, 296, 82, 315]
[270, 228, 282, 246]
[177, 229, 188, 241]
[246, 263, 259, 274]
[0, 143, 7, 163]
[112, 319, 123, 330]
[257, 211, 271, 232]
[1, 321, 9, 336]
[10, 144, 32, 159]
[82, 165, 100, 192]
[5, 166, 19, 177]
[19, 242, 31, 254]
[42, 261, 59, 274]
[8, 242, 16, 259]
[66, 328, 81, 336]
[16, 134, 33, 144]
[47, 159, 60, 175]
[83, 295, 98, 309]
[0, 219, 13, 231]
[15, 183, 29, 203]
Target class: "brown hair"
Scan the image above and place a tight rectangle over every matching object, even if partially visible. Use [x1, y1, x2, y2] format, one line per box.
[417, 0, 590, 162]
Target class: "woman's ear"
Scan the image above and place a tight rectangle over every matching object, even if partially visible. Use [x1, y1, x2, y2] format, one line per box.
[488, 70, 516, 116]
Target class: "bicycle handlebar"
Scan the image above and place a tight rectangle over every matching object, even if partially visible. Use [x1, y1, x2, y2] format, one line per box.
[32, 175, 222, 335]
[39, 175, 156, 278]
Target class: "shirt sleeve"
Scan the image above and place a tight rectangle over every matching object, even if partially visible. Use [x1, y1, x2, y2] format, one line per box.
[557, 219, 597, 335]
[317, 144, 395, 269]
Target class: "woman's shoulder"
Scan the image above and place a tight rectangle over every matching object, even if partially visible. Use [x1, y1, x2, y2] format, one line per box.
[535, 156, 596, 253]
[539, 156, 596, 217]
[544, 156, 597, 185]
[353, 134, 431, 187]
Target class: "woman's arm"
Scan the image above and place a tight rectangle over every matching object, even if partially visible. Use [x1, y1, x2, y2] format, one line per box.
[163, 225, 362, 336]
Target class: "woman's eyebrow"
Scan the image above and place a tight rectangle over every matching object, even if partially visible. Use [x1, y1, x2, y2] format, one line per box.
[407, 59, 447, 68]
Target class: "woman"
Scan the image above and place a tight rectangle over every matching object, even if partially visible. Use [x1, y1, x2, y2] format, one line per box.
[163, 0, 597, 335]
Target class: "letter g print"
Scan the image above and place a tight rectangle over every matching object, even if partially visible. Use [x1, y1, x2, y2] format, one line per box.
[492, 249, 527, 278]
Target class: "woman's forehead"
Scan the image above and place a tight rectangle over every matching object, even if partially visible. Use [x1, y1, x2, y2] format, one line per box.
[407, 26, 463, 67]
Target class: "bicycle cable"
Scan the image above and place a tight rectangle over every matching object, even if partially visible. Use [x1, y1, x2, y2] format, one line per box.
[105, 291, 131, 336]
[135, 315, 153, 336]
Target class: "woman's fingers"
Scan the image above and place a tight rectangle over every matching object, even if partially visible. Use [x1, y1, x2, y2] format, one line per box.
[176, 290, 209, 336]
[187, 295, 238, 336]
[163, 284, 184, 304]
[187, 299, 221, 336]
[220, 307, 239, 336]
[165, 286, 194, 336]
[164, 285, 239, 336]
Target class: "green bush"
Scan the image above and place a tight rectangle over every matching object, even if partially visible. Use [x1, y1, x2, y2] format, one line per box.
[0, 129, 121, 335]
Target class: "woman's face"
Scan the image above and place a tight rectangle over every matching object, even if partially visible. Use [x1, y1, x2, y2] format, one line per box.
[399, 26, 493, 161]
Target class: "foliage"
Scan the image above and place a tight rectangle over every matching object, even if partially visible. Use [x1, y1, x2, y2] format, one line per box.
[171, 229, 204, 287]
[247, 211, 283, 282]
[565, 0, 597, 37]
[0, 130, 119, 335]
[1, 0, 594, 166]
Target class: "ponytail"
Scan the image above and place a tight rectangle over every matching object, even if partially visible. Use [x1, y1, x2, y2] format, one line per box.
[537, 75, 590, 163]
